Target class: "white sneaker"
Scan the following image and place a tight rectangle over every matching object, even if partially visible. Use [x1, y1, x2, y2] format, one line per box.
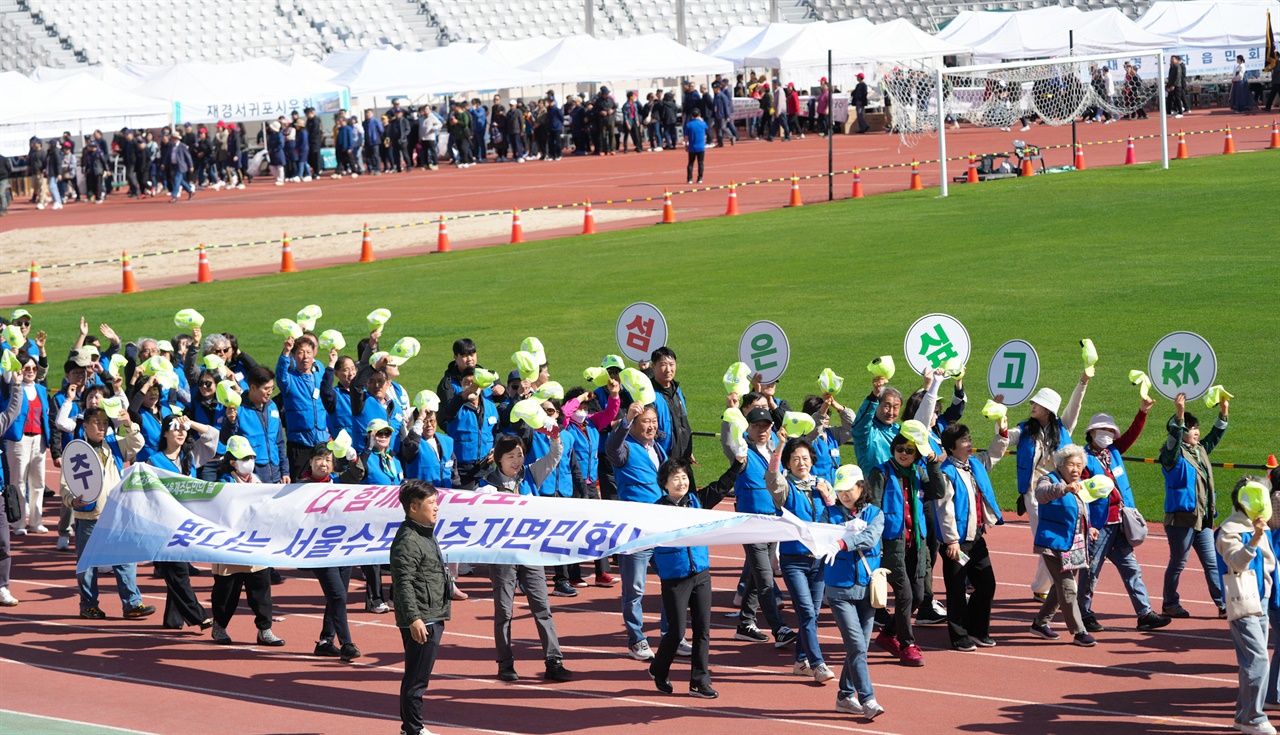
[56, 536, 69, 551]
[1175, 114, 1183, 119]
[1020, 125, 1031, 131]
[12, 527, 26, 536]
[676, 639, 692, 657]
[274, 181, 284, 186]
[835, 696, 863, 715]
[52, 202, 62, 210]
[36, 203, 45, 210]
[862, 698, 885, 720]
[792, 659, 812, 676]
[33, 525, 48, 534]
[302, 176, 312, 182]
[930, 599, 947, 618]
[237, 184, 245, 190]
[628, 640, 655, 661]
[812, 662, 836, 684]
[1238, 722, 1279, 735]
[0, 586, 17, 606]
[351, 173, 359, 178]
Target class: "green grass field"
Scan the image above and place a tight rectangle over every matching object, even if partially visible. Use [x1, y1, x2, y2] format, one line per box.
[24, 152, 1279, 520]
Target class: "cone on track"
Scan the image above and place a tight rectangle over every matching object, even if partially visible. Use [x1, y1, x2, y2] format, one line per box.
[966, 151, 979, 183]
[196, 244, 213, 283]
[359, 224, 375, 263]
[908, 160, 923, 190]
[121, 251, 140, 294]
[786, 173, 803, 207]
[724, 182, 740, 216]
[280, 233, 297, 273]
[1222, 127, 1236, 155]
[1175, 129, 1189, 159]
[658, 189, 676, 224]
[582, 200, 598, 233]
[1020, 154, 1034, 178]
[1073, 142, 1087, 171]
[436, 216, 451, 253]
[1269, 120, 1280, 150]
[1123, 136, 1137, 165]
[851, 169, 865, 199]
[510, 210, 525, 243]
[24, 262, 44, 304]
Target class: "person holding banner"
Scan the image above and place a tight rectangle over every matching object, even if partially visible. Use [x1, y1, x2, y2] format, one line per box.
[1030, 445, 1098, 647]
[480, 433, 574, 683]
[1160, 392, 1229, 619]
[852, 377, 902, 470]
[230, 366, 289, 484]
[648, 347, 694, 481]
[361, 418, 403, 615]
[562, 386, 620, 587]
[440, 368, 500, 489]
[186, 367, 233, 482]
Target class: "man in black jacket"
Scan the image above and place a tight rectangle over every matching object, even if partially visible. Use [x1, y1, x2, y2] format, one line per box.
[1166, 56, 1188, 118]
[0, 152, 11, 216]
[852, 73, 871, 133]
[304, 107, 324, 176]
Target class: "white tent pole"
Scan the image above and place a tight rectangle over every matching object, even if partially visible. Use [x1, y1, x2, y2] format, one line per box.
[937, 63, 948, 198]
[1158, 48, 1168, 169]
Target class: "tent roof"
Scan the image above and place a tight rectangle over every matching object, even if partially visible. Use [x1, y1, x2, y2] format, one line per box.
[700, 25, 763, 55]
[1139, 1, 1280, 46]
[0, 72, 169, 126]
[324, 47, 540, 97]
[276, 53, 339, 83]
[518, 34, 730, 83]
[708, 22, 807, 65]
[741, 19, 962, 67]
[479, 36, 577, 68]
[137, 58, 346, 103]
[854, 19, 972, 61]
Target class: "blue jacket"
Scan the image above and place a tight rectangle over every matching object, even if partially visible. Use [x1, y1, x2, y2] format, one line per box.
[547, 103, 564, 132]
[872, 460, 925, 543]
[1033, 471, 1084, 551]
[1083, 448, 1136, 528]
[471, 106, 487, 134]
[235, 399, 288, 481]
[4, 383, 51, 446]
[267, 132, 285, 166]
[336, 124, 354, 151]
[851, 396, 899, 470]
[614, 433, 665, 504]
[322, 371, 356, 440]
[653, 492, 711, 580]
[365, 450, 404, 485]
[651, 386, 687, 457]
[444, 396, 498, 464]
[403, 430, 455, 488]
[824, 503, 884, 590]
[363, 117, 384, 146]
[275, 353, 329, 446]
[1016, 419, 1073, 494]
[1163, 454, 1200, 514]
[529, 430, 573, 498]
[714, 89, 732, 121]
[566, 420, 601, 485]
[137, 448, 196, 477]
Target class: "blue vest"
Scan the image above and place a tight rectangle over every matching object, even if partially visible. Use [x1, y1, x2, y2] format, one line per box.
[1216, 527, 1271, 608]
[190, 400, 227, 455]
[653, 494, 711, 579]
[651, 386, 686, 456]
[405, 432, 454, 488]
[1162, 454, 1198, 514]
[53, 391, 80, 449]
[1084, 448, 1136, 528]
[614, 433, 664, 504]
[237, 401, 282, 468]
[811, 428, 842, 486]
[1033, 471, 1083, 551]
[733, 446, 775, 515]
[824, 504, 883, 589]
[875, 460, 924, 542]
[529, 431, 572, 498]
[353, 394, 405, 454]
[1016, 419, 1073, 494]
[567, 421, 600, 484]
[780, 477, 831, 555]
[940, 458, 1004, 540]
[4, 383, 51, 444]
[445, 398, 498, 463]
[1270, 529, 1280, 611]
[138, 409, 165, 452]
[276, 356, 328, 445]
[137, 448, 196, 477]
[365, 451, 404, 485]
[328, 385, 355, 439]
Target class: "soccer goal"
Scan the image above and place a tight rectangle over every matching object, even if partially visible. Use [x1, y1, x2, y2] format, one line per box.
[879, 50, 1170, 196]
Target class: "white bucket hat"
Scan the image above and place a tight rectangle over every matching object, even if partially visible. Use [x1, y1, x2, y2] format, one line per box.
[1029, 387, 1062, 415]
[1085, 412, 1119, 437]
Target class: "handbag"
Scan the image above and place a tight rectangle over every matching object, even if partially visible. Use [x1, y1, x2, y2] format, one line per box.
[3, 484, 23, 525]
[1059, 529, 1089, 572]
[1120, 506, 1148, 547]
[858, 551, 889, 609]
[1224, 568, 1265, 621]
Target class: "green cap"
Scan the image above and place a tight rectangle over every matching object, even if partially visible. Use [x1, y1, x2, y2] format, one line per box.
[942, 357, 965, 379]
[216, 380, 242, 408]
[413, 390, 441, 413]
[318, 329, 346, 352]
[867, 355, 895, 380]
[534, 381, 564, 401]
[723, 361, 751, 396]
[389, 337, 421, 366]
[620, 367, 655, 405]
[1240, 480, 1274, 521]
[512, 351, 539, 382]
[1081, 338, 1098, 368]
[473, 368, 500, 389]
[202, 354, 226, 374]
[367, 308, 392, 330]
[327, 429, 353, 457]
[1129, 369, 1153, 402]
[140, 355, 173, 377]
[296, 304, 323, 331]
[817, 367, 843, 395]
[601, 354, 625, 370]
[1203, 385, 1233, 407]
[273, 318, 303, 339]
[521, 337, 546, 366]
[370, 351, 390, 367]
[834, 464, 864, 493]
[10, 309, 30, 321]
[366, 418, 392, 435]
[154, 370, 180, 390]
[174, 309, 205, 328]
[225, 435, 255, 459]
[1080, 475, 1115, 502]
[583, 366, 611, 388]
[782, 411, 816, 437]
[722, 407, 748, 435]
[0, 351, 20, 373]
[108, 354, 128, 379]
[510, 398, 552, 430]
[899, 420, 932, 454]
[156, 340, 174, 354]
[981, 400, 1007, 421]
[100, 396, 124, 420]
[2, 324, 25, 350]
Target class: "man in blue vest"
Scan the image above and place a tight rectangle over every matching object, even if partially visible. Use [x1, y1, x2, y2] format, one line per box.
[439, 367, 499, 489]
[852, 376, 902, 470]
[232, 366, 288, 483]
[276, 335, 329, 479]
[648, 347, 694, 484]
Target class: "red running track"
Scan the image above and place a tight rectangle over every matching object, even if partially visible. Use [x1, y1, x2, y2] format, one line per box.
[0, 505, 1246, 735]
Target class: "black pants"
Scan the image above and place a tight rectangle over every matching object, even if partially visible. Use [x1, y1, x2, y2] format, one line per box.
[881, 539, 923, 645]
[315, 565, 353, 645]
[942, 534, 996, 644]
[686, 151, 704, 182]
[921, 507, 940, 609]
[651, 569, 712, 687]
[548, 132, 563, 160]
[624, 122, 643, 151]
[211, 569, 273, 631]
[308, 149, 323, 176]
[739, 542, 785, 634]
[286, 441, 312, 482]
[158, 561, 209, 629]
[363, 564, 386, 606]
[399, 622, 443, 735]
[363, 145, 380, 173]
[1265, 85, 1280, 110]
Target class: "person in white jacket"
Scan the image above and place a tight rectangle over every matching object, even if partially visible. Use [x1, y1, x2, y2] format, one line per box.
[418, 106, 443, 171]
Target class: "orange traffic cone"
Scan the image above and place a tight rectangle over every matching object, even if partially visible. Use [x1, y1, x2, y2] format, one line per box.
[786, 173, 803, 207]
[1269, 120, 1280, 149]
[436, 216, 451, 253]
[510, 210, 525, 243]
[1175, 129, 1189, 159]
[1073, 142, 1087, 171]
[359, 224, 375, 263]
[658, 189, 676, 224]
[908, 160, 923, 190]
[1222, 127, 1236, 155]
[196, 244, 213, 283]
[851, 169, 865, 198]
[1123, 136, 1137, 165]
[724, 182, 740, 216]
[1020, 154, 1034, 177]
[582, 200, 597, 234]
[966, 151, 978, 183]
[280, 233, 297, 273]
[121, 251, 140, 294]
[24, 262, 44, 304]
[1268, 454, 1279, 470]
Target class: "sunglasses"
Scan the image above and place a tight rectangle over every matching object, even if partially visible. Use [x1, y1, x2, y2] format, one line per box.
[376, 430, 394, 437]
[893, 445, 917, 455]
[199, 381, 215, 388]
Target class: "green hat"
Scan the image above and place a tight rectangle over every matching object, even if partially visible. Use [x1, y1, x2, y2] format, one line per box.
[389, 337, 421, 366]
[1129, 370, 1153, 402]
[834, 464, 864, 493]
[108, 354, 128, 379]
[510, 397, 552, 430]
[273, 318, 303, 339]
[154, 370, 180, 390]
[370, 351, 390, 366]
[942, 357, 965, 379]
[521, 337, 546, 365]
[366, 418, 392, 435]
[782, 411, 816, 437]
[1080, 338, 1098, 368]
[100, 396, 124, 420]
[511, 351, 539, 381]
[225, 435, 255, 459]
[533, 381, 564, 401]
[296, 304, 323, 331]
[1240, 480, 1274, 521]
[318, 329, 345, 352]
[367, 308, 392, 330]
[327, 429, 353, 457]
[0, 351, 20, 373]
[1080, 475, 1115, 502]
[722, 407, 748, 435]
[981, 400, 1007, 421]
[620, 367, 656, 405]
[140, 355, 173, 376]
[413, 390, 441, 413]
[723, 361, 752, 396]
[203, 354, 226, 373]
[473, 368, 500, 389]
[1204, 385, 1233, 407]
[216, 380, 242, 408]
[601, 354, 625, 371]
[899, 420, 932, 454]
[2, 324, 25, 350]
[156, 340, 174, 354]
[867, 355, 895, 380]
[817, 367, 843, 395]
[583, 366, 611, 388]
[174, 308, 205, 328]
[10, 309, 30, 321]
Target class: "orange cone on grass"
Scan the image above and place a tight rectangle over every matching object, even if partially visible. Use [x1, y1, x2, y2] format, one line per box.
[121, 251, 140, 294]
[1223, 127, 1236, 155]
[196, 244, 213, 283]
[851, 169, 864, 199]
[24, 262, 44, 304]
[658, 189, 676, 224]
[786, 173, 803, 207]
[966, 151, 979, 183]
[510, 210, 525, 244]
[1073, 142, 1087, 171]
[280, 233, 297, 273]
[724, 182, 740, 216]
[436, 216, 451, 253]
[359, 224, 375, 263]
[1123, 136, 1137, 165]
[908, 160, 923, 190]
[1269, 120, 1280, 149]
[1020, 154, 1034, 177]
[1175, 130, 1189, 159]
[582, 200, 597, 234]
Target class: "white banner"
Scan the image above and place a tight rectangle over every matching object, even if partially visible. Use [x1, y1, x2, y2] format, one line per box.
[77, 465, 845, 572]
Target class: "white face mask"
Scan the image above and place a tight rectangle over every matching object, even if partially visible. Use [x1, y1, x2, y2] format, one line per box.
[571, 409, 588, 425]
[1094, 433, 1114, 450]
[234, 458, 256, 475]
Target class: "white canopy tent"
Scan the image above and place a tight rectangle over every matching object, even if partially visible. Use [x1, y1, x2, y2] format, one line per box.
[131, 58, 350, 123]
[0, 72, 169, 155]
[277, 53, 340, 83]
[26, 63, 139, 88]
[479, 36, 575, 69]
[700, 25, 763, 56]
[517, 34, 731, 84]
[705, 22, 807, 66]
[323, 46, 541, 99]
[1138, 1, 1280, 74]
[938, 7, 1173, 62]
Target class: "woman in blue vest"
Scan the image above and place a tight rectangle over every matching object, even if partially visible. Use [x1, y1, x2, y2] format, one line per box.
[935, 422, 1007, 651]
[819, 464, 886, 721]
[127, 374, 171, 453]
[527, 398, 584, 598]
[1216, 477, 1277, 735]
[321, 355, 362, 447]
[802, 393, 854, 487]
[5, 353, 52, 535]
[562, 386, 619, 587]
[1006, 372, 1090, 601]
[361, 418, 403, 615]
[767, 434, 837, 684]
[403, 407, 457, 487]
[649, 457, 742, 700]
[186, 368, 230, 481]
[479, 432, 573, 683]
[1030, 444, 1098, 646]
[137, 414, 221, 631]
[1263, 469, 1280, 711]
[352, 370, 405, 456]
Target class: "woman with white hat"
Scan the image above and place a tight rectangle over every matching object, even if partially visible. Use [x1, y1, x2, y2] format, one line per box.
[266, 120, 286, 186]
[360, 417, 403, 615]
[1029, 444, 1097, 647]
[1005, 370, 1091, 601]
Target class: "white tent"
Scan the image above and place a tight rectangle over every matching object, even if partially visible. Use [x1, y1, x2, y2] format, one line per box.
[277, 53, 339, 83]
[137, 59, 350, 123]
[323, 47, 540, 98]
[0, 72, 169, 155]
[479, 36, 575, 68]
[938, 7, 1174, 62]
[708, 22, 807, 66]
[1068, 9, 1177, 54]
[849, 19, 973, 62]
[1139, 1, 1280, 73]
[518, 34, 731, 84]
[701, 25, 763, 56]
[27, 64, 139, 88]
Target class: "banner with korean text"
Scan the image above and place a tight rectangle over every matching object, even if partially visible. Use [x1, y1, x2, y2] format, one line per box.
[77, 465, 846, 572]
